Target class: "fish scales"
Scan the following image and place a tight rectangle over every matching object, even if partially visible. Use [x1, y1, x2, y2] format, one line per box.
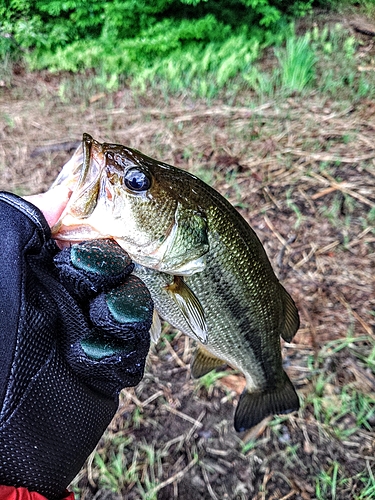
[51, 134, 300, 432]
[134, 190, 295, 412]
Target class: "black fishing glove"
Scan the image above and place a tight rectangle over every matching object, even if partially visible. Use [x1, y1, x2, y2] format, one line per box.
[0, 192, 153, 500]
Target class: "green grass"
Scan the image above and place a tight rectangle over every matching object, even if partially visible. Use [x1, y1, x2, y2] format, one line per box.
[243, 20, 375, 102]
[92, 439, 166, 500]
[355, 466, 375, 500]
[316, 461, 343, 500]
[194, 369, 232, 394]
[305, 334, 375, 434]
[316, 462, 375, 500]
[275, 33, 317, 93]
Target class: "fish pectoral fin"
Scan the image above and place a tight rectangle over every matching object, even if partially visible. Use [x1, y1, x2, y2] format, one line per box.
[234, 372, 299, 432]
[150, 309, 162, 343]
[191, 346, 226, 378]
[281, 289, 300, 343]
[165, 276, 208, 344]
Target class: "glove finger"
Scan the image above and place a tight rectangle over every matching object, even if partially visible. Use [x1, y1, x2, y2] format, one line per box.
[77, 275, 153, 392]
[88, 274, 153, 343]
[54, 239, 134, 299]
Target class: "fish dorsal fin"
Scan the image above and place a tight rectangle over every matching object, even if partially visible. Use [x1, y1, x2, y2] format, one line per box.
[165, 276, 208, 344]
[191, 345, 225, 378]
[281, 289, 300, 343]
[150, 309, 162, 343]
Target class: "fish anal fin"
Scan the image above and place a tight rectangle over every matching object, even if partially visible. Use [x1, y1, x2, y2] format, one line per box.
[165, 276, 208, 344]
[191, 345, 226, 378]
[150, 309, 162, 343]
[281, 289, 300, 343]
[234, 372, 299, 432]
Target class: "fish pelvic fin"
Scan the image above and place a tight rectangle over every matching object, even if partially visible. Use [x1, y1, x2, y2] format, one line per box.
[165, 276, 208, 344]
[234, 372, 299, 432]
[191, 345, 226, 378]
[281, 289, 300, 343]
[150, 309, 162, 343]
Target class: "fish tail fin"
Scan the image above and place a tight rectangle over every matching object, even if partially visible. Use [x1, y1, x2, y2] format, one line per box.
[281, 288, 300, 343]
[234, 372, 299, 432]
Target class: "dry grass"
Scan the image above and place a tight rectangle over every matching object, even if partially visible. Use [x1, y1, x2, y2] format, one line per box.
[0, 12, 374, 500]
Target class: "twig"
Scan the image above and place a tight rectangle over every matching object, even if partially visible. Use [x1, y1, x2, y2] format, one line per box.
[202, 466, 220, 500]
[163, 337, 187, 368]
[172, 103, 273, 123]
[182, 335, 191, 365]
[163, 404, 204, 428]
[261, 467, 272, 500]
[277, 235, 297, 268]
[320, 107, 355, 122]
[346, 226, 374, 249]
[185, 410, 206, 442]
[284, 148, 375, 164]
[122, 389, 143, 407]
[315, 240, 341, 255]
[263, 186, 283, 210]
[263, 214, 287, 246]
[163, 435, 186, 453]
[279, 491, 298, 500]
[30, 141, 81, 157]
[140, 390, 164, 408]
[148, 455, 198, 495]
[108, 102, 274, 121]
[309, 171, 375, 209]
[311, 185, 339, 199]
[87, 449, 97, 489]
[335, 293, 375, 339]
[294, 243, 319, 268]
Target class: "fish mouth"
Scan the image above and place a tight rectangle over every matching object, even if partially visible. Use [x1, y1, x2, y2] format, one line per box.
[66, 133, 104, 218]
[51, 134, 105, 239]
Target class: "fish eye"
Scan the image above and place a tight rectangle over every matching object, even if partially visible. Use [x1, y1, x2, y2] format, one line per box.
[124, 168, 151, 192]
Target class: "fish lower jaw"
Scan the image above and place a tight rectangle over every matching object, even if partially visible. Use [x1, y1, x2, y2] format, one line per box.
[52, 222, 108, 242]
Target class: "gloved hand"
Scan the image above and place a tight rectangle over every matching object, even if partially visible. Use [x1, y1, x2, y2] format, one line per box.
[0, 192, 153, 500]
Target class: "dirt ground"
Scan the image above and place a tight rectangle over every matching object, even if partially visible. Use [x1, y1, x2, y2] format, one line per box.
[1, 12, 375, 500]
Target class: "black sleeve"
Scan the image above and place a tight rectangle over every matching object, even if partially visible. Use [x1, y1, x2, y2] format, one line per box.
[0, 192, 151, 499]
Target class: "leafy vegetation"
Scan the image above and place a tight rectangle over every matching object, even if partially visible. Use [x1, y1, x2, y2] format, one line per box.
[0, 0, 363, 95]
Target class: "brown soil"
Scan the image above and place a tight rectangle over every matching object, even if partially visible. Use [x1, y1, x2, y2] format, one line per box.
[1, 12, 374, 500]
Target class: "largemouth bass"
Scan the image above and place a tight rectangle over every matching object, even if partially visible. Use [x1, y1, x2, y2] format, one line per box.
[51, 133, 300, 431]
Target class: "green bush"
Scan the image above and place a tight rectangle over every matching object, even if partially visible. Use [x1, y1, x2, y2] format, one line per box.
[0, 0, 341, 93]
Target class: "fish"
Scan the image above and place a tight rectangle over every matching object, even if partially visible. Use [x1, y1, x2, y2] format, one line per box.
[51, 133, 300, 432]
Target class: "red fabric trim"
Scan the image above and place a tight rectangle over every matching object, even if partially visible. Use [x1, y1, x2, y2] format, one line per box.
[0, 486, 75, 500]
